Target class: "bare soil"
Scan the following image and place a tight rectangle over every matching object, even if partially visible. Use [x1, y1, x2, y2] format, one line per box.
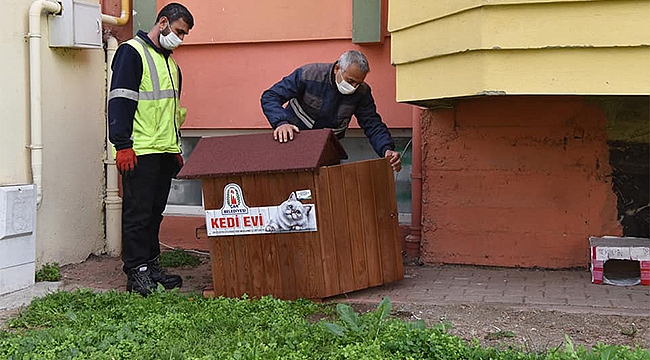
[3, 253, 649, 351]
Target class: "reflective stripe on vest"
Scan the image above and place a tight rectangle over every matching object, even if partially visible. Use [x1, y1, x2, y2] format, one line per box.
[113, 37, 186, 155]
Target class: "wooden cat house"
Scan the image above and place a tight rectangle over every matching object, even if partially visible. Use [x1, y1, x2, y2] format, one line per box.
[177, 129, 404, 300]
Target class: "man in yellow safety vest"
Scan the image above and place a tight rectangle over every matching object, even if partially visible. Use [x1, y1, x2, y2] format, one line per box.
[108, 3, 193, 296]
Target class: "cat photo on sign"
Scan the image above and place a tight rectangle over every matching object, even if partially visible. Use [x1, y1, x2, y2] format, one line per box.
[266, 192, 317, 233]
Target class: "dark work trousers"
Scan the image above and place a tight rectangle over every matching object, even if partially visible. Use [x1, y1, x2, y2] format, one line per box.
[121, 153, 180, 273]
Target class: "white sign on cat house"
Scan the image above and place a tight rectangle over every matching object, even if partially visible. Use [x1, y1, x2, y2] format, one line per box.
[205, 183, 318, 236]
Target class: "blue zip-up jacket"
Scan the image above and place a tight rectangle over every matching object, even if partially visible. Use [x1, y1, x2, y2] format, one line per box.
[260, 62, 395, 157]
[108, 30, 182, 151]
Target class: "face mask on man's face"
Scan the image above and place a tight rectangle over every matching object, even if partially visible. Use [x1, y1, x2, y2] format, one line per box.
[336, 69, 357, 95]
[159, 24, 182, 50]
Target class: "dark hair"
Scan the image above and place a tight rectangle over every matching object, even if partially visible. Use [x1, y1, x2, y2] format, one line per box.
[156, 3, 194, 29]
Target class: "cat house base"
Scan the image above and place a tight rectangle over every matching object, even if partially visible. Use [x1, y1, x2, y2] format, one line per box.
[589, 236, 650, 286]
[178, 130, 404, 300]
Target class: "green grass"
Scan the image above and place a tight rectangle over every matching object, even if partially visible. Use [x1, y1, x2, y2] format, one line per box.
[158, 249, 201, 268]
[1, 291, 648, 360]
[35, 263, 61, 282]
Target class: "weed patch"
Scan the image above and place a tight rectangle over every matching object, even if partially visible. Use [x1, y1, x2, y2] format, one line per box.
[158, 250, 201, 268]
[0, 291, 647, 359]
[35, 263, 60, 282]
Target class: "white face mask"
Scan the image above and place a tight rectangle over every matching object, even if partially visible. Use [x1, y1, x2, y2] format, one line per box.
[336, 70, 357, 95]
[159, 24, 182, 50]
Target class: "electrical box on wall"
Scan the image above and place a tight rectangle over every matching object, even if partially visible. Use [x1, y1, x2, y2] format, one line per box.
[0, 185, 37, 296]
[49, 0, 102, 49]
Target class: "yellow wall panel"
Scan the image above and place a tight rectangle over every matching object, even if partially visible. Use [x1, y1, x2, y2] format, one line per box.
[395, 52, 487, 102]
[396, 47, 650, 103]
[390, 0, 650, 101]
[392, 0, 650, 64]
[389, 0, 599, 31]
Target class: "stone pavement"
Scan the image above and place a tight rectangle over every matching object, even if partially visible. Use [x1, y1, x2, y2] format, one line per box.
[157, 219, 649, 316]
[329, 265, 650, 317]
[1, 261, 647, 318]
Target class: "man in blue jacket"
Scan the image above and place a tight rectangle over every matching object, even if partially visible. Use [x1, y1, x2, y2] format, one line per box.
[260, 50, 402, 172]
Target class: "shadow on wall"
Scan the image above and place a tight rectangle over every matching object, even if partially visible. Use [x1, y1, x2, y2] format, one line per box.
[600, 96, 650, 238]
[609, 141, 649, 237]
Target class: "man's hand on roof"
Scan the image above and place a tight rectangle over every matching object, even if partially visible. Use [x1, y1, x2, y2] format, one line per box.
[385, 149, 402, 172]
[273, 123, 300, 143]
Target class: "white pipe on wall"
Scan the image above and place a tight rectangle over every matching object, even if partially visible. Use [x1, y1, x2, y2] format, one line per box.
[28, 0, 128, 249]
[101, 0, 130, 25]
[104, 36, 122, 256]
[102, 1, 130, 256]
[28, 0, 62, 207]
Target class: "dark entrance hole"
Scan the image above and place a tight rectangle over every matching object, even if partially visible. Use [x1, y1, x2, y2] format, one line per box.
[602, 259, 641, 286]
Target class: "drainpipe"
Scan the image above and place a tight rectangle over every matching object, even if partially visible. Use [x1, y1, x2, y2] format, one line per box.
[28, 0, 63, 207]
[102, 0, 130, 256]
[104, 36, 122, 256]
[28, 0, 127, 235]
[101, 0, 130, 26]
[405, 106, 422, 262]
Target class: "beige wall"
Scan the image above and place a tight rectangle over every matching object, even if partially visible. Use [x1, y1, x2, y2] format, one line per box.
[3, 2, 31, 185]
[2, 0, 105, 266]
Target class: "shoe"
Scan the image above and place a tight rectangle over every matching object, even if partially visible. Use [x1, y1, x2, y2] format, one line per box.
[149, 258, 183, 290]
[126, 265, 156, 296]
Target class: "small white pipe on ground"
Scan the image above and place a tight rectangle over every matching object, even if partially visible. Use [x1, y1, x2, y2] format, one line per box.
[28, 0, 62, 207]
[104, 36, 122, 256]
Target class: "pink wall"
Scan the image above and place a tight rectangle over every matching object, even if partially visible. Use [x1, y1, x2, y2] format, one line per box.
[174, 39, 411, 129]
[421, 96, 621, 268]
[156, 0, 410, 129]
[161, 0, 351, 44]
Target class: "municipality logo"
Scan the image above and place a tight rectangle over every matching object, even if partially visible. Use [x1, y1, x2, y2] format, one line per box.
[222, 183, 249, 214]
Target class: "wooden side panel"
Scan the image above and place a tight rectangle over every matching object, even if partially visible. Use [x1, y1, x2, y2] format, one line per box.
[240, 175, 266, 298]
[206, 176, 242, 297]
[221, 237, 239, 296]
[355, 160, 383, 287]
[383, 161, 405, 282]
[289, 232, 310, 298]
[246, 236, 265, 298]
[266, 174, 297, 299]
[209, 236, 226, 295]
[202, 178, 219, 210]
[370, 159, 403, 283]
[251, 174, 282, 297]
[315, 168, 341, 297]
[342, 163, 369, 290]
[233, 236, 252, 297]
[284, 173, 308, 299]
[294, 172, 326, 299]
[327, 166, 356, 293]
[262, 235, 282, 296]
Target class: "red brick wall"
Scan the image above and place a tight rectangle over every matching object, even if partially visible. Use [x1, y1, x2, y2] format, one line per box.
[421, 96, 621, 268]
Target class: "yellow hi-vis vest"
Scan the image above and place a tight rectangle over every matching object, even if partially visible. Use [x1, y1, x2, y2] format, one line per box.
[116, 37, 187, 156]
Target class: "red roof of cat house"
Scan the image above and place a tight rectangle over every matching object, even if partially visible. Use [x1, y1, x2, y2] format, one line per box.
[177, 129, 348, 179]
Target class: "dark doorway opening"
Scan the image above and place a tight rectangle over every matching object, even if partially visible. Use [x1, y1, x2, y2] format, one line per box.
[608, 141, 649, 238]
[602, 259, 641, 286]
